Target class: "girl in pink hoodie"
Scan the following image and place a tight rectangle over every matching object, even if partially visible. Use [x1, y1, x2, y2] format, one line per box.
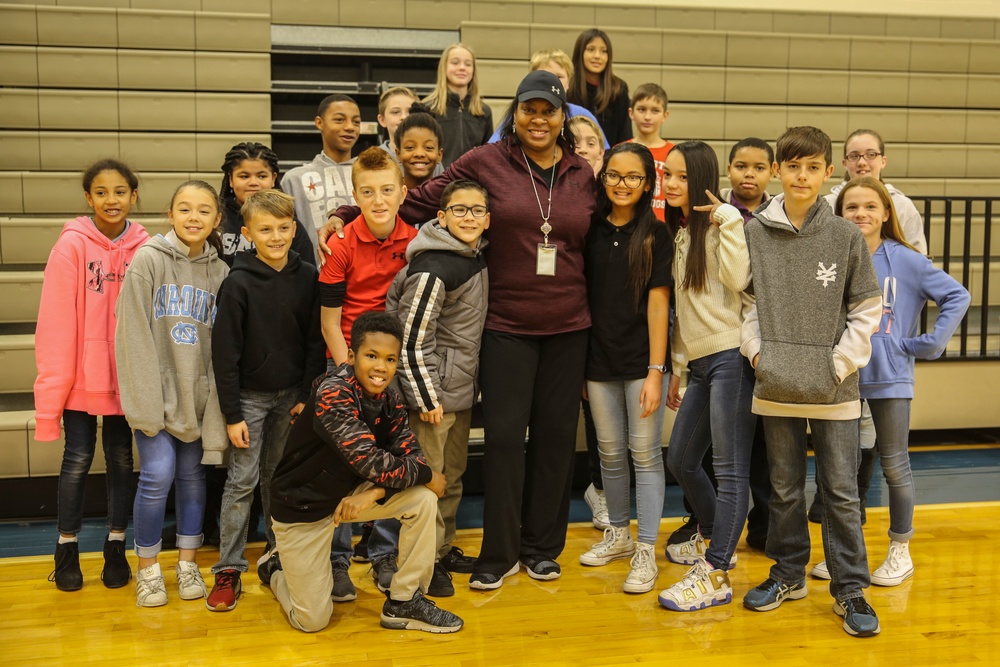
[35, 159, 149, 592]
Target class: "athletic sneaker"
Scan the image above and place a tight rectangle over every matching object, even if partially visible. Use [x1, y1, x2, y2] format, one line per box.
[101, 536, 131, 589]
[811, 560, 831, 580]
[427, 562, 454, 597]
[257, 549, 281, 586]
[135, 563, 168, 608]
[743, 577, 807, 612]
[205, 569, 239, 610]
[658, 558, 732, 611]
[352, 522, 373, 563]
[331, 560, 357, 602]
[665, 533, 737, 568]
[623, 542, 658, 594]
[834, 597, 881, 637]
[177, 560, 207, 600]
[580, 526, 634, 566]
[469, 563, 520, 591]
[667, 515, 699, 546]
[520, 556, 561, 580]
[439, 546, 476, 574]
[584, 483, 610, 530]
[871, 541, 914, 586]
[371, 553, 398, 593]
[380, 591, 463, 633]
[50, 541, 83, 592]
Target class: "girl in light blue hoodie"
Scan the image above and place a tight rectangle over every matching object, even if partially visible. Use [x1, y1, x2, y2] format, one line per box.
[835, 176, 970, 587]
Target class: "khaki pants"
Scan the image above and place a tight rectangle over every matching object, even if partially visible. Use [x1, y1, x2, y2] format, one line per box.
[271, 484, 437, 633]
[410, 409, 472, 560]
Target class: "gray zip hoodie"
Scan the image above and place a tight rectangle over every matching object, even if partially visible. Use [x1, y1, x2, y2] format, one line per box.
[740, 195, 882, 420]
[115, 232, 229, 464]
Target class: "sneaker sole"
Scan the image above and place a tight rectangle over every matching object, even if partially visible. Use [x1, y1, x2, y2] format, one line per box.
[659, 591, 732, 611]
[623, 577, 658, 594]
[870, 568, 914, 587]
[332, 590, 358, 602]
[426, 585, 455, 597]
[379, 614, 463, 633]
[834, 602, 881, 637]
[521, 561, 561, 581]
[742, 585, 807, 612]
[206, 599, 237, 611]
[811, 565, 832, 581]
[579, 548, 635, 567]
[469, 563, 520, 591]
[351, 555, 371, 563]
[137, 596, 168, 608]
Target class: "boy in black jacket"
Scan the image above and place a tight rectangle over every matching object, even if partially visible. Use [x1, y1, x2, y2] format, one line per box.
[263, 311, 462, 634]
[209, 189, 326, 612]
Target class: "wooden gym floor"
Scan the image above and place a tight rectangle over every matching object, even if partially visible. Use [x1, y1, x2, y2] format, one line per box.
[1, 501, 999, 667]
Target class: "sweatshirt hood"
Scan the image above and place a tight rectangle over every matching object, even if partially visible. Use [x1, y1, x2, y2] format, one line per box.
[229, 247, 304, 278]
[755, 194, 834, 236]
[405, 220, 487, 261]
[61, 215, 147, 253]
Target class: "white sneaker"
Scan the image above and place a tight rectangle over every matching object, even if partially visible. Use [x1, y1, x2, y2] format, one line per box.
[136, 563, 167, 608]
[811, 560, 831, 580]
[176, 560, 207, 600]
[580, 526, 634, 566]
[623, 542, 658, 593]
[665, 533, 737, 568]
[658, 558, 732, 611]
[583, 484, 610, 530]
[871, 541, 914, 586]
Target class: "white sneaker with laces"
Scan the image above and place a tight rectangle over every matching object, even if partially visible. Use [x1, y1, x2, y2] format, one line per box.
[623, 542, 658, 593]
[580, 526, 634, 566]
[811, 560, 831, 580]
[658, 558, 732, 611]
[176, 560, 207, 600]
[584, 483, 610, 530]
[666, 533, 738, 568]
[871, 541, 914, 586]
[136, 563, 168, 608]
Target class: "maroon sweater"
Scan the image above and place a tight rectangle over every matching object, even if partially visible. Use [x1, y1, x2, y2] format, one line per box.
[336, 138, 596, 335]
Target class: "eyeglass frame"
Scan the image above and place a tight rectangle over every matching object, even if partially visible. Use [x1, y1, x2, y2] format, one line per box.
[601, 172, 646, 188]
[844, 150, 883, 163]
[443, 204, 490, 218]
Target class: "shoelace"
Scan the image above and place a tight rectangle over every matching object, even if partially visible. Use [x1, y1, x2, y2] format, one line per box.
[136, 573, 165, 607]
[212, 571, 237, 591]
[885, 544, 905, 569]
[178, 565, 204, 590]
[630, 546, 654, 571]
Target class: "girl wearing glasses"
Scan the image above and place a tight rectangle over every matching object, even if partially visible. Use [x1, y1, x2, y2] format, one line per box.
[656, 141, 756, 612]
[579, 143, 672, 593]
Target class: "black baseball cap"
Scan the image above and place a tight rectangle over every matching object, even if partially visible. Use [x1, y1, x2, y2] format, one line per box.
[516, 70, 566, 108]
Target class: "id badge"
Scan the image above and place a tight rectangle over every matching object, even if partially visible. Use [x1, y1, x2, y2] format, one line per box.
[536, 243, 557, 276]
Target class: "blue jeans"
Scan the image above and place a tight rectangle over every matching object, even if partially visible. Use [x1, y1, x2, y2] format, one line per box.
[764, 416, 870, 600]
[666, 348, 755, 571]
[867, 398, 915, 541]
[133, 430, 206, 558]
[58, 410, 133, 535]
[587, 376, 667, 545]
[213, 387, 298, 573]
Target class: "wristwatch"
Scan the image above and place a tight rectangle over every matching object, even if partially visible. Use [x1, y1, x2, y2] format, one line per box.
[648, 364, 668, 373]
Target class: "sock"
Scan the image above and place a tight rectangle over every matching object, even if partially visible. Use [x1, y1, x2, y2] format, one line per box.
[108, 532, 125, 541]
[58, 535, 78, 544]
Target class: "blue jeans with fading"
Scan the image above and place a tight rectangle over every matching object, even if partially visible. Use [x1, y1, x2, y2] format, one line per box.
[867, 398, 915, 541]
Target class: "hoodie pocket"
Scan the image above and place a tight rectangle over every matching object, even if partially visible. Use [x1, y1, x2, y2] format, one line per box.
[755, 340, 838, 405]
[438, 347, 453, 391]
[245, 345, 300, 388]
[864, 336, 904, 385]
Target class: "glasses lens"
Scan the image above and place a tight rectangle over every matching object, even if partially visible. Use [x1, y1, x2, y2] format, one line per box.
[471, 206, 488, 217]
[625, 175, 644, 188]
[450, 205, 468, 216]
[603, 173, 621, 186]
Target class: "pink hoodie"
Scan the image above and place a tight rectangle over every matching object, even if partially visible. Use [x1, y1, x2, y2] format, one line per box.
[33, 216, 150, 441]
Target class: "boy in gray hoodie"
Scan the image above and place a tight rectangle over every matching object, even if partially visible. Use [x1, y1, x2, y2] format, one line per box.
[385, 179, 489, 596]
[738, 127, 883, 637]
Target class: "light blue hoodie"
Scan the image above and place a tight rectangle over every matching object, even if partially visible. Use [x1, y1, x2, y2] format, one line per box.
[860, 239, 971, 399]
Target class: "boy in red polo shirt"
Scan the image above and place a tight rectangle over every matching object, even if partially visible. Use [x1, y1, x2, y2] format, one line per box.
[319, 146, 418, 594]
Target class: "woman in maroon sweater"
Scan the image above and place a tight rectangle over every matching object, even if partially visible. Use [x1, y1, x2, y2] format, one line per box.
[324, 71, 597, 589]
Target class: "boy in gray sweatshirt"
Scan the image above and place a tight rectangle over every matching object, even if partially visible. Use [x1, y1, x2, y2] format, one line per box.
[739, 126, 883, 637]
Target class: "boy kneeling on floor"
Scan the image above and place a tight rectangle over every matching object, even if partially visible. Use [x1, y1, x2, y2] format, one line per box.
[262, 311, 463, 634]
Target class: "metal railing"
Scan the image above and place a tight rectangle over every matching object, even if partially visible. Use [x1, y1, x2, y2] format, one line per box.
[912, 196, 997, 359]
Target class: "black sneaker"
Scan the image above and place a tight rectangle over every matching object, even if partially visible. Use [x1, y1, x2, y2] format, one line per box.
[520, 555, 561, 580]
[371, 553, 398, 593]
[743, 577, 807, 612]
[469, 563, 519, 591]
[380, 591, 463, 633]
[50, 541, 83, 591]
[101, 536, 132, 589]
[352, 522, 373, 563]
[427, 563, 454, 597]
[667, 515, 699, 546]
[835, 597, 880, 637]
[331, 560, 357, 602]
[807, 493, 824, 524]
[256, 549, 282, 586]
[439, 546, 476, 574]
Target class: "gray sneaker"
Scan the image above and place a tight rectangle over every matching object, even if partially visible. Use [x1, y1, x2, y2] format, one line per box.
[371, 553, 398, 593]
[331, 560, 357, 602]
[380, 591, 463, 633]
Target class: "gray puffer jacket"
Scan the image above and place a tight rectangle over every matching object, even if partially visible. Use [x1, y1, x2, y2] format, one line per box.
[385, 221, 488, 413]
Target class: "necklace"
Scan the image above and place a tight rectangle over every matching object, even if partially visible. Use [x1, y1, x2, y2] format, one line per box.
[521, 145, 557, 244]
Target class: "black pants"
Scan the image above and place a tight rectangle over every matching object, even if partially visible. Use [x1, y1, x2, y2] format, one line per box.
[475, 329, 588, 575]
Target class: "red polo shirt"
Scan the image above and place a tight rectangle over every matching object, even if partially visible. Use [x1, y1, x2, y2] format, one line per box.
[319, 214, 417, 348]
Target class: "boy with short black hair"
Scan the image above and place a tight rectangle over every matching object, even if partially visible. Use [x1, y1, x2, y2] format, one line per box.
[626, 83, 673, 222]
[385, 179, 490, 596]
[722, 137, 774, 223]
[264, 311, 462, 634]
[281, 94, 361, 252]
[208, 189, 326, 612]
[740, 126, 883, 637]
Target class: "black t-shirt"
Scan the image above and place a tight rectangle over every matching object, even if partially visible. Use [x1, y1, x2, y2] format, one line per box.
[585, 215, 673, 381]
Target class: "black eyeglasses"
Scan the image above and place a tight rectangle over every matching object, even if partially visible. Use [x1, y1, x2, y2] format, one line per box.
[602, 172, 646, 188]
[444, 204, 489, 218]
[845, 151, 882, 163]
